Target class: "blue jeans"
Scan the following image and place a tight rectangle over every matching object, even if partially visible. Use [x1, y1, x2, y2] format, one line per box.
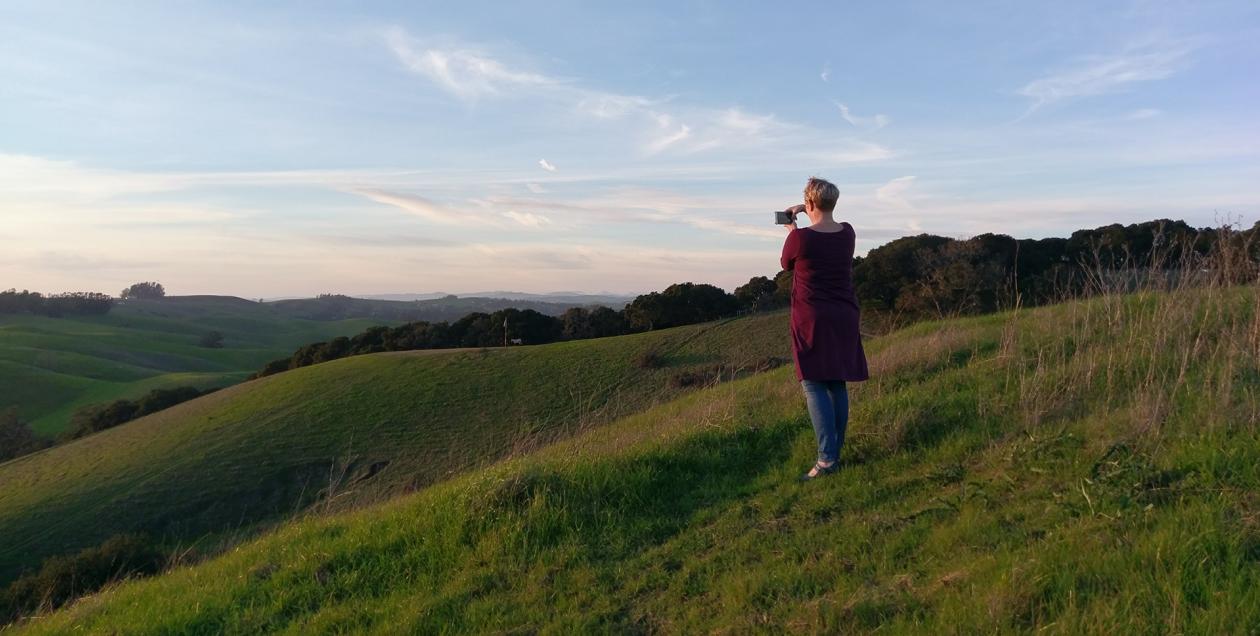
[800, 380, 849, 463]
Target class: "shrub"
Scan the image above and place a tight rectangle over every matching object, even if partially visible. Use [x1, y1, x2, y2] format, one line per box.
[0, 534, 166, 624]
[634, 350, 666, 369]
[0, 409, 52, 462]
[198, 330, 224, 348]
[65, 386, 215, 441]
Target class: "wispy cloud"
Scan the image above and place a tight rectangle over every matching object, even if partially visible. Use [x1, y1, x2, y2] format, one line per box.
[716, 108, 783, 137]
[576, 93, 657, 119]
[383, 27, 555, 100]
[836, 102, 889, 129]
[469, 244, 593, 270]
[525, 182, 547, 194]
[348, 188, 462, 225]
[502, 210, 553, 227]
[820, 63, 831, 83]
[302, 232, 455, 248]
[1017, 40, 1195, 115]
[805, 142, 895, 164]
[381, 27, 879, 165]
[645, 114, 692, 154]
[0, 154, 185, 200]
[1126, 108, 1162, 120]
[21, 251, 166, 272]
[875, 175, 917, 210]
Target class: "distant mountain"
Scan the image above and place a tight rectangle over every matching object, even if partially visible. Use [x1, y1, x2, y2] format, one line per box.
[351, 293, 454, 301]
[266, 293, 629, 322]
[357, 291, 637, 306]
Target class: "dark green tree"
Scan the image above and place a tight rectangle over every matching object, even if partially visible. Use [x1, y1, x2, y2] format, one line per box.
[120, 282, 166, 300]
[0, 408, 52, 461]
[734, 276, 780, 312]
[198, 331, 224, 348]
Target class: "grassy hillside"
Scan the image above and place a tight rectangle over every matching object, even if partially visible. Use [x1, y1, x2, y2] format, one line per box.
[0, 312, 790, 585]
[14, 284, 1259, 634]
[0, 296, 383, 435]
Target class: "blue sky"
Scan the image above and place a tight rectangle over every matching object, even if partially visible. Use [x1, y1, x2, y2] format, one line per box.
[2, 1, 1258, 296]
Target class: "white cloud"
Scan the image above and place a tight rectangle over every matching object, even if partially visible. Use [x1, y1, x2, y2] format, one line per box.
[576, 93, 655, 119]
[550, 188, 789, 240]
[716, 108, 781, 137]
[1126, 108, 1162, 120]
[0, 154, 185, 200]
[663, 108, 793, 155]
[382, 27, 888, 166]
[645, 122, 692, 155]
[469, 243, 592, 270]
[836, 102, 889, 129]
[806, 143, 895, 164]
[1018, 41, 1194, 113]
[383, 27, 554, 100]
[349, 188, 462, 225]
[525, 182, 547, 194]
[875, 176, 917, 210]
[820, 63, 830, 82]
[684, 216, 783, 239]
[503, 210, 553, 227]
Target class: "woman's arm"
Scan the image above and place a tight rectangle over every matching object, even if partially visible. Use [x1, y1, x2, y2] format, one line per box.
[781, 227, 800, 271]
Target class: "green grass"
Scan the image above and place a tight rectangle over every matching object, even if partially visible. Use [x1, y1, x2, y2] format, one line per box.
[12, 284, 1260, 632]
[0, 311, 790, 586]
[11, 284, 1259, 634]
[0, 296, 383, 435]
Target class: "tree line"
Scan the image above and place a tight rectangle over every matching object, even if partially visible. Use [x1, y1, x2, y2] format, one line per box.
[0, 283, 169, 318]
[853, 219, 1259, 318]
[0, 387, 222, 464]
[64, 387, 218, 441]
[0, 290, 114, 317]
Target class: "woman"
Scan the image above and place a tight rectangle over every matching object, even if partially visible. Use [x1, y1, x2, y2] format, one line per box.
[780, 177, 869, 481]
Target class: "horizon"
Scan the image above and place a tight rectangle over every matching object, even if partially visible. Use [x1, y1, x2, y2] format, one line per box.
[3, 1, 1258, 296]
[74, 215, 1248, 300]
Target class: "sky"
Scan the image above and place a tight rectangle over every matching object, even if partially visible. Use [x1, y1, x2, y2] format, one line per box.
[2, 1, 1258, 297]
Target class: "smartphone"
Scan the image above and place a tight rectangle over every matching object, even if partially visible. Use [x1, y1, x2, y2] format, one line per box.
[774, 210, 794, 225]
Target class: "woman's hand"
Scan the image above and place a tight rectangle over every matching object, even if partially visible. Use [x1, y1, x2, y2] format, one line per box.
[784, 204, 805, 231]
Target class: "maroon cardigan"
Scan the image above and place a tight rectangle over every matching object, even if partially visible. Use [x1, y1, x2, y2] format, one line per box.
[780, 224, 870, 382]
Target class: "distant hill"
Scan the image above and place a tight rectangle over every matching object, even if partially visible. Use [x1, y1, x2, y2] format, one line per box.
[15, 284, 1258, 633]
[265, 293, 628, 322]
[0, 295, 380, 436]
[0, 293, 633, 436]
[0, 311, 789, 586]
[359, 291, 636, 306]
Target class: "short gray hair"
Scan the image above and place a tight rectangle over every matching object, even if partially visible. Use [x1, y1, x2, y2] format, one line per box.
[804, 177, 839, 213]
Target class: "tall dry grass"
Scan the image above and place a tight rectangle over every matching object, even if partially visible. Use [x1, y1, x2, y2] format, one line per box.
[995, 224, 1259, 441]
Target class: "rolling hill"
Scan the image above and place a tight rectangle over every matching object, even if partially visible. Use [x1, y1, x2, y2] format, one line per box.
[0, 296, 384, 436]
[0, 311, 790, 586]
[11, 282, 1258, 633]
